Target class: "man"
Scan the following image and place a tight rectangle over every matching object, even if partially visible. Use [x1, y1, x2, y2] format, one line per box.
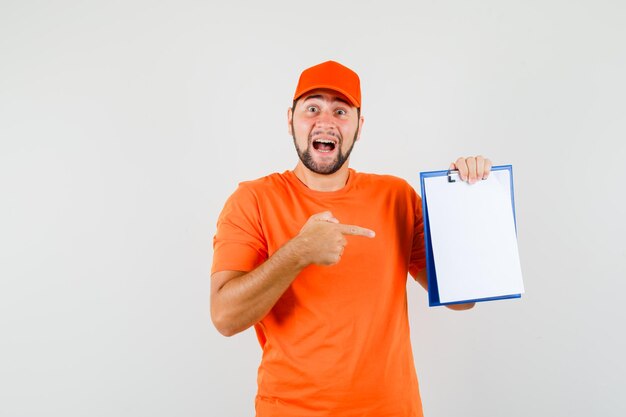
[211, 60, 492, 416]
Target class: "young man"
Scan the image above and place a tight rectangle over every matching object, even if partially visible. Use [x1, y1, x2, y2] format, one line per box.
[211, 60, 492, 417]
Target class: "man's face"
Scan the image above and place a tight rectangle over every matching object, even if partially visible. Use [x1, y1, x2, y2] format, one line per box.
[288, 89, 363, 175]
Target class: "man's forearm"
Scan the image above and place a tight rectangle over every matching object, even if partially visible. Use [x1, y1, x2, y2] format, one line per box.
[211, 238, 308, 336]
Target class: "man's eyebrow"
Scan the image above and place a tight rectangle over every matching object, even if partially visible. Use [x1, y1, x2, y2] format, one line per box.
[303, 94, 351, 106]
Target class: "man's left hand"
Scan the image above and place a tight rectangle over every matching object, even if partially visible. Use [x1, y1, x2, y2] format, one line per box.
[450, 155, 492, 184]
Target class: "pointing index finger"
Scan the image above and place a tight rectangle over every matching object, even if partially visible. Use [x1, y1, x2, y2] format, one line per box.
[338, 223, 376, 238]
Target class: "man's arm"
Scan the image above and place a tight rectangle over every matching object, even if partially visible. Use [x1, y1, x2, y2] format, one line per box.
[211, 240, 307, 337]
[210, 211, 375, 337]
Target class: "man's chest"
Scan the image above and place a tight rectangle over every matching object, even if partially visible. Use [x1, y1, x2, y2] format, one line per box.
[255, 189, 415, 259]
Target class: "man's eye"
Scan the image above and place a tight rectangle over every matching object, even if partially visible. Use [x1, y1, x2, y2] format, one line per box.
[307, 106, 318, 113]
[336, 109, 347, 116]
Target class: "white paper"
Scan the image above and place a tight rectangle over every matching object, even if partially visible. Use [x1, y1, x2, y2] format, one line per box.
[424, 169, 524, 303]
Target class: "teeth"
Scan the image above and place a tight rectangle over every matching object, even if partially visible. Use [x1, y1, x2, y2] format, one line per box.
[313, 138, 336, 153]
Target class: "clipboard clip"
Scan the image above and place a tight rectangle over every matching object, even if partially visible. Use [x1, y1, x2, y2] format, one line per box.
[447, 169, 460, 183]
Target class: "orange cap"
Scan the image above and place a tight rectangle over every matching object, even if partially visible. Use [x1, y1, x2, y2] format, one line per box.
[293, 60, 361, 108]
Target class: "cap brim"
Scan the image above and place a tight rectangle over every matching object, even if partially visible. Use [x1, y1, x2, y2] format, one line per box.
[295, 85, 360, 108]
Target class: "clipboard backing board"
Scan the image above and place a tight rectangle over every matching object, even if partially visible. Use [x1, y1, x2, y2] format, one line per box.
[419, 165, 524, 307]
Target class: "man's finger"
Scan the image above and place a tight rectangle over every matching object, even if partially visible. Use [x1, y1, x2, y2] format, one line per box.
[466, 156, 477, 184]
[476, 156, 485, 181]
[483, 158, 492, 180]
[338, 224, 376, 238]
[455, 157, 468, 181]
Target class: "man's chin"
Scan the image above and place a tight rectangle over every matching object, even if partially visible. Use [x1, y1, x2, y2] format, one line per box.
[297, 147, 349, 175]
[312, 158, 339, 172]
[309, 161, 344, 175]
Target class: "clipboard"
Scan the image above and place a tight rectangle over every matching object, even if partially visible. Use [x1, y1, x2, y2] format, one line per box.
[419, 165, 524, 307]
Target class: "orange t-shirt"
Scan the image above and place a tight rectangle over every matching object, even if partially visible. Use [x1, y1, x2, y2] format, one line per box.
[212, 169, 426, 417]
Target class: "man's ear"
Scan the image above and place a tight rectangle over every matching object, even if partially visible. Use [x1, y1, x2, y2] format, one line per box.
[356, 114, 365, 141]
[287, 107, 293, 136]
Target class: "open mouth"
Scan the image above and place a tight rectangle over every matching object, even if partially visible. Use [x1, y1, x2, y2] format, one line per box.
[312, 139, 337, 153]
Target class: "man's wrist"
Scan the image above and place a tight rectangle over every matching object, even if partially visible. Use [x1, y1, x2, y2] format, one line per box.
[281, 235, 311, 270]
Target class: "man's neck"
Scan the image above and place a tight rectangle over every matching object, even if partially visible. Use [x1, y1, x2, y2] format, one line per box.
[293, 162, 351, 192]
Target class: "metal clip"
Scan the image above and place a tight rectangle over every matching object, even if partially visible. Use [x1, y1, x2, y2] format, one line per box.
[447, 169, 460, 183]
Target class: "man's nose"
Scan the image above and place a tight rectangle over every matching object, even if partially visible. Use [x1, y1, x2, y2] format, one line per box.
[314, 109, 335, 127]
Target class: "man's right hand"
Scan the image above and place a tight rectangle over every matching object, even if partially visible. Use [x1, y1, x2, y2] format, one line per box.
[293, 211, 376, 266]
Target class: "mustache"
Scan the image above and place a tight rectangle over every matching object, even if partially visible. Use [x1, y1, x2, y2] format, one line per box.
[309, 129, 341, 141]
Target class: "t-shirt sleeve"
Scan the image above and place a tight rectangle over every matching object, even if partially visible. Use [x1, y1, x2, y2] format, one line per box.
[211, 184, 268, 275]
[409, 188, 426, 279]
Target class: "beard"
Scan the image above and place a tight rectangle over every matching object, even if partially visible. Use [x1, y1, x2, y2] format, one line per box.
[292, 129, 358, 175]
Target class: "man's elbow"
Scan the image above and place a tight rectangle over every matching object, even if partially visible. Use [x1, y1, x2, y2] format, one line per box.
[211, 308, 244, 337]
[216, 326, 239, 337]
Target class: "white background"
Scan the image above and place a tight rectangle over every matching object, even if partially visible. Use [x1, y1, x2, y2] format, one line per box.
[1, 1, 624, 416]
